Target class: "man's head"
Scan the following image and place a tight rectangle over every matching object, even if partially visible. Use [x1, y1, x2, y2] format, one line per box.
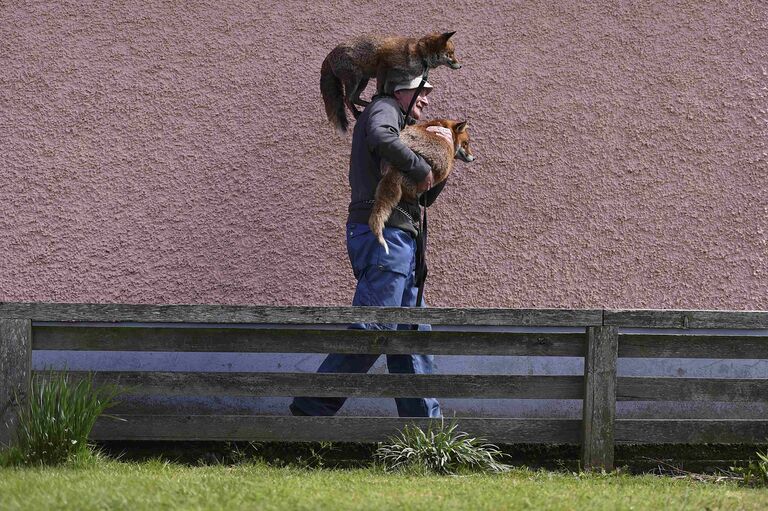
[392, 76, 434, 121]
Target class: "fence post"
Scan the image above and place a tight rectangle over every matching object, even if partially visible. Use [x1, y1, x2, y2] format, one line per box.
[0, 319, 32, 447]
[581, 325, 618, 470]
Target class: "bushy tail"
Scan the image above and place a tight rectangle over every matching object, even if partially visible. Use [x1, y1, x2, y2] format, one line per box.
[369, 201, 391, 255]
[369, 172, 404, 256]
[320, 56, 348, 133]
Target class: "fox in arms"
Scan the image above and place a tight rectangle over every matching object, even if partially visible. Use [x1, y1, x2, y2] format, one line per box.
[320, 32, 462, 133]
[369, 119, 476, 254]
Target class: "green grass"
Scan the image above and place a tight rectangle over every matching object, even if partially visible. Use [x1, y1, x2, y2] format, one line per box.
[1, 459, 767, 511]
[375, 420, 510, 474]
[9, 370, 121, 466]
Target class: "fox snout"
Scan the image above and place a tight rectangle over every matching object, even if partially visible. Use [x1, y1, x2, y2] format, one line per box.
[449, 60, 462, 69]
[457, 148, 475, 162]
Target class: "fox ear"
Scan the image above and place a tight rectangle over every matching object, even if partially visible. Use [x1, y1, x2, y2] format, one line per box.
[442, 31, 456, 40]
[455, 121, 467, 132]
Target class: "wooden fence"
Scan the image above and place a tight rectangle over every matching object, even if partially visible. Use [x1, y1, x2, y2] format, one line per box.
[1, 302, 767, 470]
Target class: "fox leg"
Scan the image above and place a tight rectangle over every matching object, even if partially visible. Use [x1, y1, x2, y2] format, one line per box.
[343, 73, 370, 120]
[343, 91, 362, 120]
[369, 171, 403, 255]
[348, 78, 370, 119]
[351, 78, 370, 107]
[375, 67, 389, 95]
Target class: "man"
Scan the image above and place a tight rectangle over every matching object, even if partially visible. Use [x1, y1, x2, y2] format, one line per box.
[290, 77, 451, 418]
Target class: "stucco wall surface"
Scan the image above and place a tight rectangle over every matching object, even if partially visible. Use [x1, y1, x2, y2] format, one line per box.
[1, 0, 766, 309]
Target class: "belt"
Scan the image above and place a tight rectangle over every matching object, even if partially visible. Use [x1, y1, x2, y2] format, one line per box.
[366, 200, 419, 225]
[350, 199, 421, 226]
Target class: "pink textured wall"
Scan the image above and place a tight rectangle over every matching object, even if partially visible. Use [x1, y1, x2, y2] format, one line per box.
[1, 1, 766, 309]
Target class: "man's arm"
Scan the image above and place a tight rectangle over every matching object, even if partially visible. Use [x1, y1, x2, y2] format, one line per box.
[365, 100, 431, 183]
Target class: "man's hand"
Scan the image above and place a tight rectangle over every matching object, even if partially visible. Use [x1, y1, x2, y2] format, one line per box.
[415, 127, 450, 192]
[426, 125, 453, 145]
[416, 170, 434, 192]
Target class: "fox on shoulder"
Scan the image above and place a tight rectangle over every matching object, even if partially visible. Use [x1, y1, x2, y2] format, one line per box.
[321, 32, 461, 133]
[369, 120, 476, 254]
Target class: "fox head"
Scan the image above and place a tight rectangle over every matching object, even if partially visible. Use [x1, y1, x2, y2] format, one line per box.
[428, 119, 475, 163]
[451, 121, 475, 163]
[420, 31, 462, 70]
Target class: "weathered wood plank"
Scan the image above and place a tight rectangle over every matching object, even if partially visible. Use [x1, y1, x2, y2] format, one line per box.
[0, 319, 32, 447]
[619, 333, 768, 359]
[0, 302, 603, 326]
[615, 420, 768, 444]
[39, 371, 584, 399]
[32, 326, 587, 356]
[581, 326, 619, 471]
[617, 377, 768, 402]
[605, 309, 768, 329]
[90, 415, 583, 443]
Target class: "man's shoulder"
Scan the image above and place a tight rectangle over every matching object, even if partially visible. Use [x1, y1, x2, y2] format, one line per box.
[363, 95, 404, 128]
[368, 95, 401, 113]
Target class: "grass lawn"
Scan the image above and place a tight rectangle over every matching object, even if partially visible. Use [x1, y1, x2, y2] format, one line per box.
[1, 459, 767, 511]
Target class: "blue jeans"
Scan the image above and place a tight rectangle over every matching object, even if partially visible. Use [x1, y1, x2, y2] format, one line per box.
[291, 223, 441, 418]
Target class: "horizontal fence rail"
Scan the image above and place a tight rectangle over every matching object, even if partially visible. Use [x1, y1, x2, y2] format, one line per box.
[615, 420, 768, 444]
[618, 333, 768, 359]
[3, 303, 768, 471]
[617, 377, 768, 402]
[605, 309, 768, 329]
[88, 417, 768, 445]
[41, 371, 585, 399]
[89, 416, 583, 443]
[32, 326, 588, 356]
[0, 303, 604, 326]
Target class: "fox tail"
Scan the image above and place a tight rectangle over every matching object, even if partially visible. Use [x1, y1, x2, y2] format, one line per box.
[368, 206, 391, 255]
[320, 56, 348, 133]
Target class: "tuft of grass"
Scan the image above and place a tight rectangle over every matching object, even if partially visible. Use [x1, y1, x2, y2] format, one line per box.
[295, 441, 338, 469]
[374, 419, 510, 475]
[4, 370, 122, 466]
[731, 448, 768, 487]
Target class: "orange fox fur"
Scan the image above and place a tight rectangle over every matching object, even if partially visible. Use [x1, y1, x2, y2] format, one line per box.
[320, 32, 461, 133]
[369, 119, 476, 254]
